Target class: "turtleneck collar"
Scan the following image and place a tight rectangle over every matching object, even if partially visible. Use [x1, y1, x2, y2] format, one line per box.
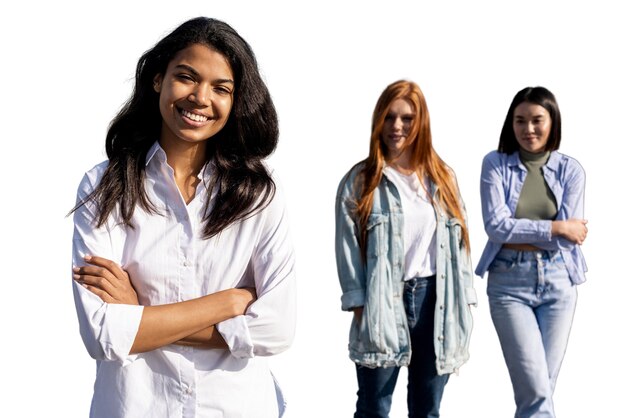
[519, 147, 550, 165]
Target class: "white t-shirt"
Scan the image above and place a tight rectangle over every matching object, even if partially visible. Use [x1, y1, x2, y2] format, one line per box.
[384, 166, 437, 280]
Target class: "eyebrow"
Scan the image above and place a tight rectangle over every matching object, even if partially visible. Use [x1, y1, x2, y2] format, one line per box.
[387, 111, 415, 117]
[174, 64, 234, 84]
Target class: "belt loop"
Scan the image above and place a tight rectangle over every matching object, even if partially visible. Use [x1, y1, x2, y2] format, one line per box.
[516, 250, 523, 264]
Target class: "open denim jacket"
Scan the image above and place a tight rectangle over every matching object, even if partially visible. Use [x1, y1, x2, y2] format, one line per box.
[335, 164, 477, 374]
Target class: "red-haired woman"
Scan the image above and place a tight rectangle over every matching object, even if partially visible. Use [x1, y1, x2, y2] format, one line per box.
[335, 80, 477, 418]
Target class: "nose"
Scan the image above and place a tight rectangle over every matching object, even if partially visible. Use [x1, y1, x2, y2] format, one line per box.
[393, 116, 403, 131]
[524, 121, 534, 134]
[189, 83, 211, 106]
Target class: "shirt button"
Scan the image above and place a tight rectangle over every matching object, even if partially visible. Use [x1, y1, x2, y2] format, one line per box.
[438, 335, 444, 341]
[440, 243, 445, 248]
[183, 259, 191, 267]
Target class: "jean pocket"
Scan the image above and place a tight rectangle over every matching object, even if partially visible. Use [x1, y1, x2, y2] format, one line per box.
[488, 255, 516, 273]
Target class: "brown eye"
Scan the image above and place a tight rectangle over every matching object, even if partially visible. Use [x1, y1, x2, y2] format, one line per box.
[214, 86, 232, 95]
[176, 73, 195, 82]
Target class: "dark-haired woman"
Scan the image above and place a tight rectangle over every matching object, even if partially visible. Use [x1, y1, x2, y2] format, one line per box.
[475, 87, 587, 418]
[335, 80, 476, 418]
[71, 17, 295, 417]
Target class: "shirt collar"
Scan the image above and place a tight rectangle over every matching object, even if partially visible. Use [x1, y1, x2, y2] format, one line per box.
[544, 151, 561, 172]
[145, 141, 165, 167]
[505, 150, 561, 172]
[144, 140, 213, 179]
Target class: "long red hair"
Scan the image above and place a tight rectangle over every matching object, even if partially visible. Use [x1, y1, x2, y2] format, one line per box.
[355, 80, 470, 254]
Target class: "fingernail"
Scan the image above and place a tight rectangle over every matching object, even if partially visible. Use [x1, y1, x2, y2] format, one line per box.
[73, 274, 80, 280]
[73, 267, 79, 273]
[84, 255, 92, 261]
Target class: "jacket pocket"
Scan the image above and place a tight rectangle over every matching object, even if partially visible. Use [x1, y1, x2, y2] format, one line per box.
[366, 213, 389, 259]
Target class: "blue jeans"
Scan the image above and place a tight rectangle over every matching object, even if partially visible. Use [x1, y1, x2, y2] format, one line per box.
[354, 276, 449, 418]
[487, 249, 577, 418]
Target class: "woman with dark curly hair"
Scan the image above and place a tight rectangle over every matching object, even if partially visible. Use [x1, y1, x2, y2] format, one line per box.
[70, 17, 295, 417]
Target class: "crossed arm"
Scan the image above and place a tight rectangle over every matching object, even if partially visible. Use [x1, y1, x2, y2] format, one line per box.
[73, 255, 255, 354]
[480, 153, 588, 247]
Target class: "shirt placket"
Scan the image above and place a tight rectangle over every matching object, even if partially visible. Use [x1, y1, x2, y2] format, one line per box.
[175, 198, 198, 417]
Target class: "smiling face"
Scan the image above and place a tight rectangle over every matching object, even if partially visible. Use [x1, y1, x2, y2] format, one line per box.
[153, 43, 234, 148]
[381, 98, 416, 160]
[513, 101, 552, 153]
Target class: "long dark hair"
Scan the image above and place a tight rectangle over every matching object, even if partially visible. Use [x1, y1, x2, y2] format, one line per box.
[498, 86, 561, 154]
[72, 17, 278, 238]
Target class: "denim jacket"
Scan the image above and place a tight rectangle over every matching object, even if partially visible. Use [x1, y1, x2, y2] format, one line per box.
[475, 150, 587, 284]
[335, 164, 477, 374]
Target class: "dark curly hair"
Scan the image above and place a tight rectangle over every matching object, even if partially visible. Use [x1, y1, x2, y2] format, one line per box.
[72, 17, 279, 238]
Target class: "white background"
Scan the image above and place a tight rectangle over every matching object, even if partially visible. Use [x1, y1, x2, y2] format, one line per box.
[1, 1, 624, 416]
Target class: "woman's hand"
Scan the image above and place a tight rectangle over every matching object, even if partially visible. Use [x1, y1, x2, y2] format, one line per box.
[552, 219, 588, 245]
[73, 255, 139, 305]
[352, 306, 364, 324]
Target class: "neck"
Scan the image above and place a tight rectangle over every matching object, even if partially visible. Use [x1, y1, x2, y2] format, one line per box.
[386, 151, 414, 175]
[159, 139, 208, 178]
[158, 138, 208, 204]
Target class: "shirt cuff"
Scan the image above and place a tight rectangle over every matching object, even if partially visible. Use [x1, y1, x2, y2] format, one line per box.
[99, 303, 143, 365]
[341, 289, 365, 311]
[216, 316, 254, 359]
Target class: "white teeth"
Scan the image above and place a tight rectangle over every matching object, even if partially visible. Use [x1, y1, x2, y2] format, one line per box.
[181, 109, 209, 122]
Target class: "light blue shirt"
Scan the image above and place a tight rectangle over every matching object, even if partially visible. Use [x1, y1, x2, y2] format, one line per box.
[475, 150, 587, 284]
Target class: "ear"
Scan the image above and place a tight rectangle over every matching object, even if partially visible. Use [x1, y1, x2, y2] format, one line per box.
[153, 74, 163, 93]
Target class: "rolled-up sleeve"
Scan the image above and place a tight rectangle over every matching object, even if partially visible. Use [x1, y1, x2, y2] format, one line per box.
[480, 152, 553, 244]
[72, 169, 143, 363]
[217, 184, 296, 358]
[335, 169, 366, 311]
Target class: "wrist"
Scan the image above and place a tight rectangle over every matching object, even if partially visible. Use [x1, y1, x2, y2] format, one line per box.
[551, 220, 563, 237]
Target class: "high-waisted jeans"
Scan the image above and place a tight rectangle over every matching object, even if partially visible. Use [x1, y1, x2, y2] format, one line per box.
[487, 249, 577, 418]
[354, 275, 449, 418]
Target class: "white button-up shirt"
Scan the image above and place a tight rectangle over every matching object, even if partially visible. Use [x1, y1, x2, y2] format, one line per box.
[72, 142, 296, 418]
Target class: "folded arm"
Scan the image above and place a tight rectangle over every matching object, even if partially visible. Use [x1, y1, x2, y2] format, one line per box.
[215, 186, 297, 358]
[71, 170, 253, 361]
[480, 153, 587, 247]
